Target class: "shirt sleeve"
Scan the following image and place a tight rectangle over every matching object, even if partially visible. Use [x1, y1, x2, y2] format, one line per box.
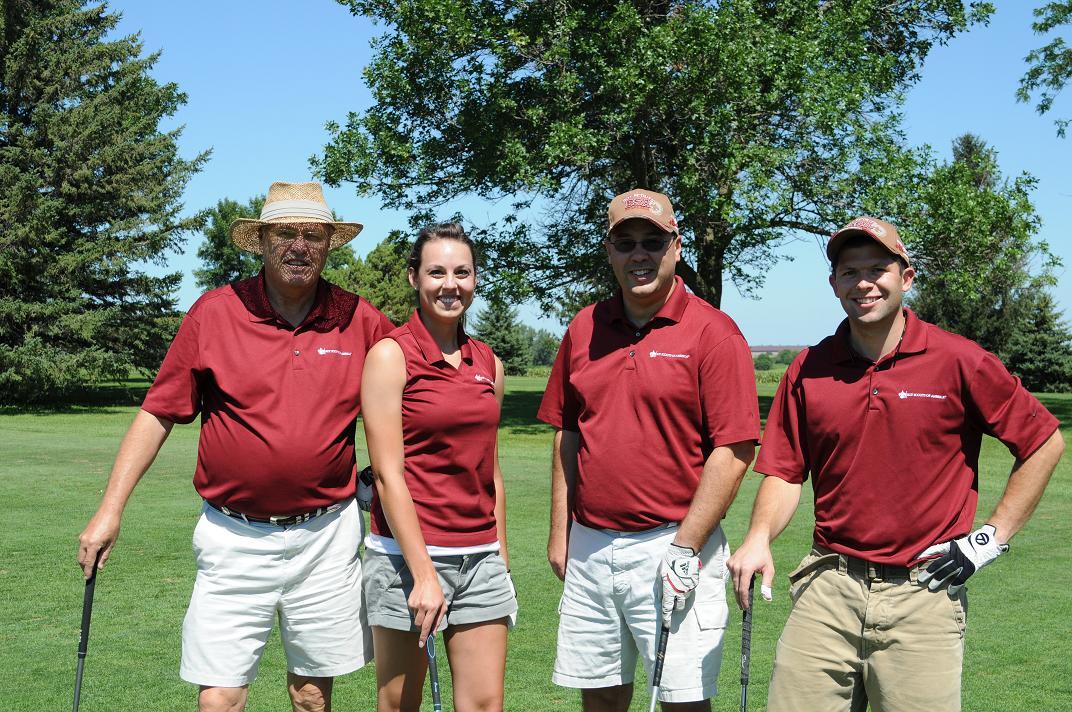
[141, 311, 203, 424]
[537, 329, 578, 431]
[966, 350, 1060, 460]
[697, 332, 760, 447]
[754, 356, 810, 484]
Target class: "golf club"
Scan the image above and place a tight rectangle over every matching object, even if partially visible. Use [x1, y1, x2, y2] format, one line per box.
[73, 550, 103, 712]
[426, 633, 443, 712]
[648, 617, 671, 712]
[740, 576, 755, 712]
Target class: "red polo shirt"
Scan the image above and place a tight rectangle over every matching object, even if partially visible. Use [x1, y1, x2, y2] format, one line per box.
[756, 309, 1060, 566]
[370, 311, 501, 547]
[538, 276, 760, 531]
[142, 272, 394, 517]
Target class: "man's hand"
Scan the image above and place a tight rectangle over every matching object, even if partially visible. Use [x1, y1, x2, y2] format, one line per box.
[660, 543, 702, 623]
[78, 510, 121, 579]
[726, 535, 776, 610]
[917, 524, 1009, 596]
[547, 529, 568, 581]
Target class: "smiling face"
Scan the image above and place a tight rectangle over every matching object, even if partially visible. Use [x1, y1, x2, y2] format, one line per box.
[605, 218, 681, 314]
[408, 237, 476, 325]
[829, 241, 915, 328]
[260, 222, 332, 293]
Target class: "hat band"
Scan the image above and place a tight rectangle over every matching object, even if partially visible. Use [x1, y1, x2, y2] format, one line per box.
[259, 199, 334, 223]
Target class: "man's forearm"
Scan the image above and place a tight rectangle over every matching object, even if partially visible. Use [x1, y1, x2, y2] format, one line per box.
[988, 429, 1065, 543]
[742, 474, 804, 544]
[549, 430, 579, 540]
[674, 441, 755, 552]
[97, 409, 174, 514]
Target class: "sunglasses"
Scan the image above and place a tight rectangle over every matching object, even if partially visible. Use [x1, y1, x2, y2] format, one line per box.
[607, 236, 672, 253]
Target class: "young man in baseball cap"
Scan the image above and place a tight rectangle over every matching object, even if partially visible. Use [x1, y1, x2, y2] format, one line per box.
[727, 216, 1065, 711]
[539, 188, 760, 709]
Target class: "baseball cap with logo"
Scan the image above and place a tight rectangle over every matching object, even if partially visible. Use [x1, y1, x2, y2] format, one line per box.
[826, 216, 911, 267]
[607, 189, 679, 235]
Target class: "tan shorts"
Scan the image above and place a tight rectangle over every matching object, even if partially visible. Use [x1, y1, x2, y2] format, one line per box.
[767, 548, 967, 712]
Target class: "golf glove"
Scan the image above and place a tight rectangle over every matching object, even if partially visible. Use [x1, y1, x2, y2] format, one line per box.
[357, 466, 375, 512]
[917, 524, 1009, 596]
[660, 543, 702, 623]
[507, 570, 518, 627]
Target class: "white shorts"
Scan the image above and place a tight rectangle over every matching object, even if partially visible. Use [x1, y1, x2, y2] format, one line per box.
[553, 522, 729, 703]
[179, 499, 372, 687]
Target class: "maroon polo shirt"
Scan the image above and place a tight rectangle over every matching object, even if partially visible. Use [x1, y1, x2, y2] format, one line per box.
[756, 309, 1060, 566]
[142, 272, 394, 517]
[370, 311, 501, 547]
[537, 276, 760, 531]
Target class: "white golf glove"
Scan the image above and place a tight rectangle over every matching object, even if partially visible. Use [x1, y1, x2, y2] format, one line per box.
[917, 524, 1009, 596]
[660, 543, 702, 624]
[507, 570, 518, 627]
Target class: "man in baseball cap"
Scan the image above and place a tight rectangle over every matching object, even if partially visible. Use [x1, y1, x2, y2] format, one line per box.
[78, 181, 394, 711]
[727, 216, 1064, 710]
[539, 188, 760, 709]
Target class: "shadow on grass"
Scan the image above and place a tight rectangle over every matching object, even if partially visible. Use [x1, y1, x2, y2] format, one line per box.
[1037, 393, 1072, 429]
[501, 388, 552, 435]
[0, 380, 150, 415]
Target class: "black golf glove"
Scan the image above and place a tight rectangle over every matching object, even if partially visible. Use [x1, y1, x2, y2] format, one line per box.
[357, 466, 375, 512]
[917, 524, 1008, 596]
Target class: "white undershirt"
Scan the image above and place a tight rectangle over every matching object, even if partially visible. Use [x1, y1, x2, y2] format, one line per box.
[364, 532, 500, 556]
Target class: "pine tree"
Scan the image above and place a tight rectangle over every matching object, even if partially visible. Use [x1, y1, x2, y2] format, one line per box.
[0, 1, 208, 401]
[472, 298, 531, 376]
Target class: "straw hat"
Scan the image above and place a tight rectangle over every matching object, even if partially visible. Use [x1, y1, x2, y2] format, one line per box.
[230, 181, 363, 254]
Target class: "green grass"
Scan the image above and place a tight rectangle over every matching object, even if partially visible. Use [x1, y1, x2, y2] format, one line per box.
[1, 380, 1069, 710]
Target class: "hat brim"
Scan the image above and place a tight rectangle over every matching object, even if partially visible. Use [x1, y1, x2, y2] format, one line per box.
[607, 214, 678, 236]
[230, 219, 364, 254]
[826, 228, 908, 265]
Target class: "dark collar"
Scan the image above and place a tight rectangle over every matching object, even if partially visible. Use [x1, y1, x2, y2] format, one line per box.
[405, 309, 473, 365]
[232, 271, 357, 331]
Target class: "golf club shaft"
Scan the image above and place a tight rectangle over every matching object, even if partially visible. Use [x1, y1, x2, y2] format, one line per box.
[740, 576, 755, 712]
[649, 620, 670, 712]
[73, 551, 102, 712]
[426, 634, 443, 712]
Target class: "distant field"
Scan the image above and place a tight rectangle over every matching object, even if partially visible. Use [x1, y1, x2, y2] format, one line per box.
[1, 378, 1068, 710]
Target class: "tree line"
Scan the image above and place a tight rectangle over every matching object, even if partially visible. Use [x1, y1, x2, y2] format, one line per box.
[2, 0, 1071, 402]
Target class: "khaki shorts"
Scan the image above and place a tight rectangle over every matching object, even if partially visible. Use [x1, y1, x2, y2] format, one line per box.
[767, 548, 968, 712]
[553, 522, 729, 704]
[363, 549, 517, 632]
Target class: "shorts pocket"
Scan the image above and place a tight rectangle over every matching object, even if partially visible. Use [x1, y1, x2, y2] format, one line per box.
[693, 600, 729, 631]
[949, 591, 968, 637]
[787, 551, 838, 604]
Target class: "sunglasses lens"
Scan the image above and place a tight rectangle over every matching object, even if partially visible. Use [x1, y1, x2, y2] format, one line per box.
[610, 238, 668, 253]
[612, 240, 637, 253]
[641, 238, 667, 251]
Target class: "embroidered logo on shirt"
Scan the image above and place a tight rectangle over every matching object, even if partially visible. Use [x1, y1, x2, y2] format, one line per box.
[317, 347, 353, 357]
[897, 390, 947, 400]
[649, 350, 690, 359]
[474, 373, 493, 384]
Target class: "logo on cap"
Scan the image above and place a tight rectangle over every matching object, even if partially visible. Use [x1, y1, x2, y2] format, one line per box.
[846, 217, 886, 237]
[623, 193, 663, 216]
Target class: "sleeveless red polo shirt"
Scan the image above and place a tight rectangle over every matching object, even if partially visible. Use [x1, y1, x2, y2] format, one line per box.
[370, 310, 501, 547]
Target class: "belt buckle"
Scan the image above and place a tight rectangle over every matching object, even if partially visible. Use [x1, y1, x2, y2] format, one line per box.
[269, 514, 289, 526]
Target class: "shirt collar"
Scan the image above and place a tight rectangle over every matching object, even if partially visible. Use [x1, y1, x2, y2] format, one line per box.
[831, 308, 928, 365]
[406, 309, 473, 365]
[601, 275, 689, 329]
[232, 270, 356, 331]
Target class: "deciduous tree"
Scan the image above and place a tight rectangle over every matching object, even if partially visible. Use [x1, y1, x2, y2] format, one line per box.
[1019, 2, 1072, 137]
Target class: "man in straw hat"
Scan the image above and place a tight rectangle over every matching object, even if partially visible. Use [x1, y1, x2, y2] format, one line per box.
[538, 188, 760, 709]
[727, 216, 1064, 710]
[78, 181, 394, 711]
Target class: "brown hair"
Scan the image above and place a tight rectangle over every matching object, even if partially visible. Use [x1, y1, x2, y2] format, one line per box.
[830, 234, 908, 274]
[408, 222, 478, 272]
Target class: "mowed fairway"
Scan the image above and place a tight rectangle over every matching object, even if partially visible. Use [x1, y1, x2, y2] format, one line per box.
[1, 378, 1070, 710]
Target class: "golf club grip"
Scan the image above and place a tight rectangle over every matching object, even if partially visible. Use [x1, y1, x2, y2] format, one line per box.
[426, 636, 442, 712]
[740, 578, 754, 686]
[78, 553, 102, 656]
[652, 622, 670, 687]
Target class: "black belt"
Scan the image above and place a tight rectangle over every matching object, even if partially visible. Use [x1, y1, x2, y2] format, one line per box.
[206, 499, 345, 527]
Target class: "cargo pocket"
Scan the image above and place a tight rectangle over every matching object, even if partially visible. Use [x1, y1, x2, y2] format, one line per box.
[787, 550, 839, 605]
[949, 590, 968, 637]
[692, 600, 729, 631]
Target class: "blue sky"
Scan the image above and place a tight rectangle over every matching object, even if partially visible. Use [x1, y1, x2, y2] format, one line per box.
[109, 1, 1069, 345]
